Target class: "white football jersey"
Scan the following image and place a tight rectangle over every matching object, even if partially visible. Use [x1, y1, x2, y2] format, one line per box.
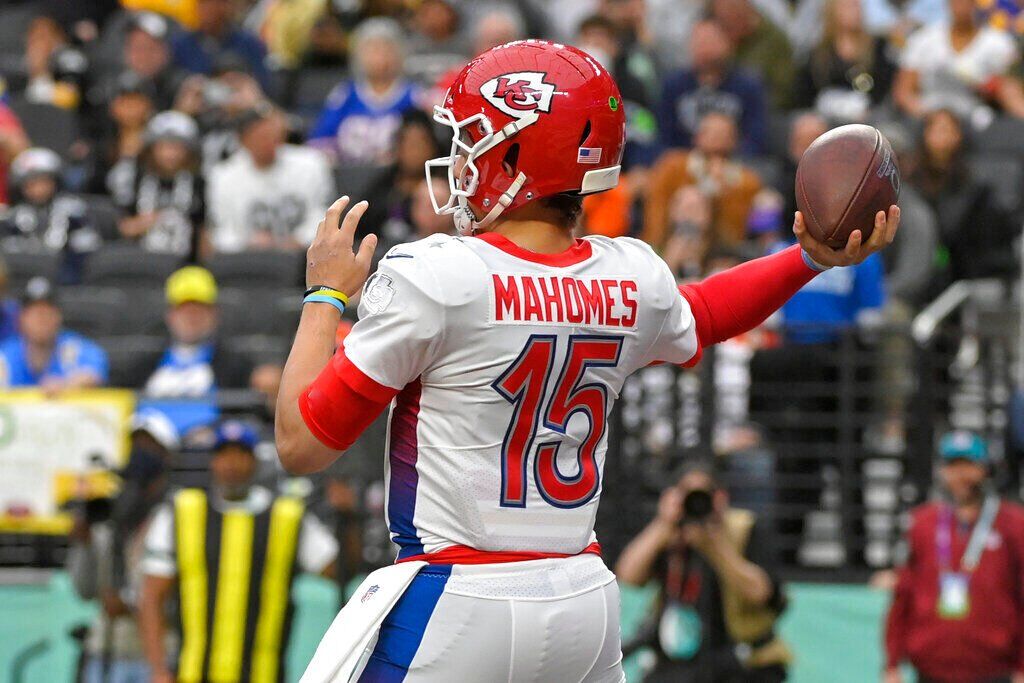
[343, 232, 699, 560]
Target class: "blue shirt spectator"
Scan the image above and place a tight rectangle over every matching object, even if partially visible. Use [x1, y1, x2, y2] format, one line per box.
[169, 0, 270, 91]
[0, 278, 108, 389]
[308, 18, 420, 166]
[780, 250, 886, 344]
[309, 82, 420, 166]
[0, 255, 17, 341]
[0, 330, 109, 388]
[0, 299, 18, 342]
[658, 20, 768, 157]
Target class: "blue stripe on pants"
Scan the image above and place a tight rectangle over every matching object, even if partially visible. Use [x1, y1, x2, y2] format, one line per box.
[357, 565, 452, 683]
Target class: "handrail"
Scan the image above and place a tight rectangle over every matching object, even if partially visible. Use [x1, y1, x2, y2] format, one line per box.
[911, 278, 1005, 345]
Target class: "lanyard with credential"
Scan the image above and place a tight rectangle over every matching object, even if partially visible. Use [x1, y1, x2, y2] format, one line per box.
[936, 495, 1000, 573]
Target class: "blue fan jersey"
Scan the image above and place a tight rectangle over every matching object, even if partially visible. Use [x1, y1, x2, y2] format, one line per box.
[309, 81, 420, 165]
[0, 331, 108, 387]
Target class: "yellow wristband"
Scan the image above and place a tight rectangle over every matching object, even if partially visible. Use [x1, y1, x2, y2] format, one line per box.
[304, 286, 349, 307]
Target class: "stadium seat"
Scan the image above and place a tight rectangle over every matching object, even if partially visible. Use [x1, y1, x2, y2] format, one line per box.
[0, 4, 36, 62]
[225, 334, 289, 366]
[226, 287, 302, 338]
[293, 67, 346, 111]
[969, 154, 1023, 214]
[98, 334, 166, 388]
[81, 195, 122, 242]
[218, 288, 281, 336]
[113, 288, 167, 336]
[58, 287, 130, 337]
[2, 251, 61, 293]
[83, 246, 183, 287]
[335, 164, 388, 203]
[8, 99, 79, 158]
[205, 251, 303, 288]
[972, 116, 1024, 156]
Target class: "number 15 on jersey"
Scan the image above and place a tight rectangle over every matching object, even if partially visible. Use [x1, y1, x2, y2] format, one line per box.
[492, 334, 624, 509]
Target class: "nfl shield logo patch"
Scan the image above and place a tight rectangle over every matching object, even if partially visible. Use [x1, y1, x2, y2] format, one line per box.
[361, 584, 380, 603]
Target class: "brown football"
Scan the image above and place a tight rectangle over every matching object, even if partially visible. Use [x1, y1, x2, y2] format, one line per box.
[795, 124, 900, 249]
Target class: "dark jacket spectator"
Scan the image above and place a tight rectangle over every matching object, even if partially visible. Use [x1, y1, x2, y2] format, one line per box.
[910, 108, 1018, 282]
[589, 0, 662, 105]
[876, 123, 940, 306]
[1, 148, 102, 284]
[881, 185, 939, 306]
[793, 0, 897, 120]
[360, 110, 443, 248]
[710, 0, 795, 110]
[885, 431, 1024, 683]
[108, 111, 205, 260]
[658, 20, 768, 157]
[169, 0, 270, 91]
[578, 14, 659, 168]
[83, 71, 157, 194]
[118, 11, 187, 110]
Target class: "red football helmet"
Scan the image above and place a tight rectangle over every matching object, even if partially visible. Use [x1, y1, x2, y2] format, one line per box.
[426, 40, 626, 234]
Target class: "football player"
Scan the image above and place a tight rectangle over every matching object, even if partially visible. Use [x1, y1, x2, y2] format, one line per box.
[277, 40, 899, 683]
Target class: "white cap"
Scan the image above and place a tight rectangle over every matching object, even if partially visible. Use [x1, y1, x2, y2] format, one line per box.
[130, 408, 180, 452]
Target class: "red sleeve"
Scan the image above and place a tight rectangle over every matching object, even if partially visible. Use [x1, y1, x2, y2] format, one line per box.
[1011, 507, 1024, 672]
[885, 512, 920, 670]
[678, 245, 820, 349]
[298, 350, 398, 451]
[885, 564, 913, 669]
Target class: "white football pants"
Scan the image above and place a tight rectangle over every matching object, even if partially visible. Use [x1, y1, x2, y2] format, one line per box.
[354, 553, 625, 683]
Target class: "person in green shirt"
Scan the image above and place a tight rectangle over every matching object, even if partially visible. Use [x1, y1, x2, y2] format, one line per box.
[711, 0, 796, 110]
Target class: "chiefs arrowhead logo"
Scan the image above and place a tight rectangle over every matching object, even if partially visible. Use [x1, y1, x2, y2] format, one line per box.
[481, 72, 556, 119]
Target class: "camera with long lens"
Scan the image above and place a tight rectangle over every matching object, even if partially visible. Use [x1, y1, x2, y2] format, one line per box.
[681, 488, 714, 523]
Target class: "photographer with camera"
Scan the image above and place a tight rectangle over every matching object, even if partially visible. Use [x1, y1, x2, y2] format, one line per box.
[616, 462, 791, 682]
[67, 409, 179, 683]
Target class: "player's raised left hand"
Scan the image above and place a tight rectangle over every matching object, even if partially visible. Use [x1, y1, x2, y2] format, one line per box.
[794, 204, 900, 269]
[306, 196, 378, 297]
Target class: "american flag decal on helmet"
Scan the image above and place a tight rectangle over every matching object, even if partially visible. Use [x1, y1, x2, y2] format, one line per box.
[577, 147, 602, 164]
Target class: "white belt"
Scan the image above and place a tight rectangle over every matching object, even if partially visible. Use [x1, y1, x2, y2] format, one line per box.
[443, 553, 615, 601]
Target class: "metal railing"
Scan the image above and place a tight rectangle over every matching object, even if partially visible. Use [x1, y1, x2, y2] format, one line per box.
[601, 290, 1021, 581]
[1, 291, 1020, 581]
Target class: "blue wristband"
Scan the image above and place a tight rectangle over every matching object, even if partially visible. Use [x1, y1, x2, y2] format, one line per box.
[801, 249, 832, 272]
[304, 293, 346, 315]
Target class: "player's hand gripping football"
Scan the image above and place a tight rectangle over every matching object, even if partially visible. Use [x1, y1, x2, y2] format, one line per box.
[306, 196, 378, 297]
[794, 204, 900, 269]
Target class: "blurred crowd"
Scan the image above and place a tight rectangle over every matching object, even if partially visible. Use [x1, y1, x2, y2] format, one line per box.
[0, 0, 1020, 586]
[0, 0, 1020, 394]
[0, 0, 1019, 365]
[0, 0, 1019, 555]
[0, 1, 1021, 680]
